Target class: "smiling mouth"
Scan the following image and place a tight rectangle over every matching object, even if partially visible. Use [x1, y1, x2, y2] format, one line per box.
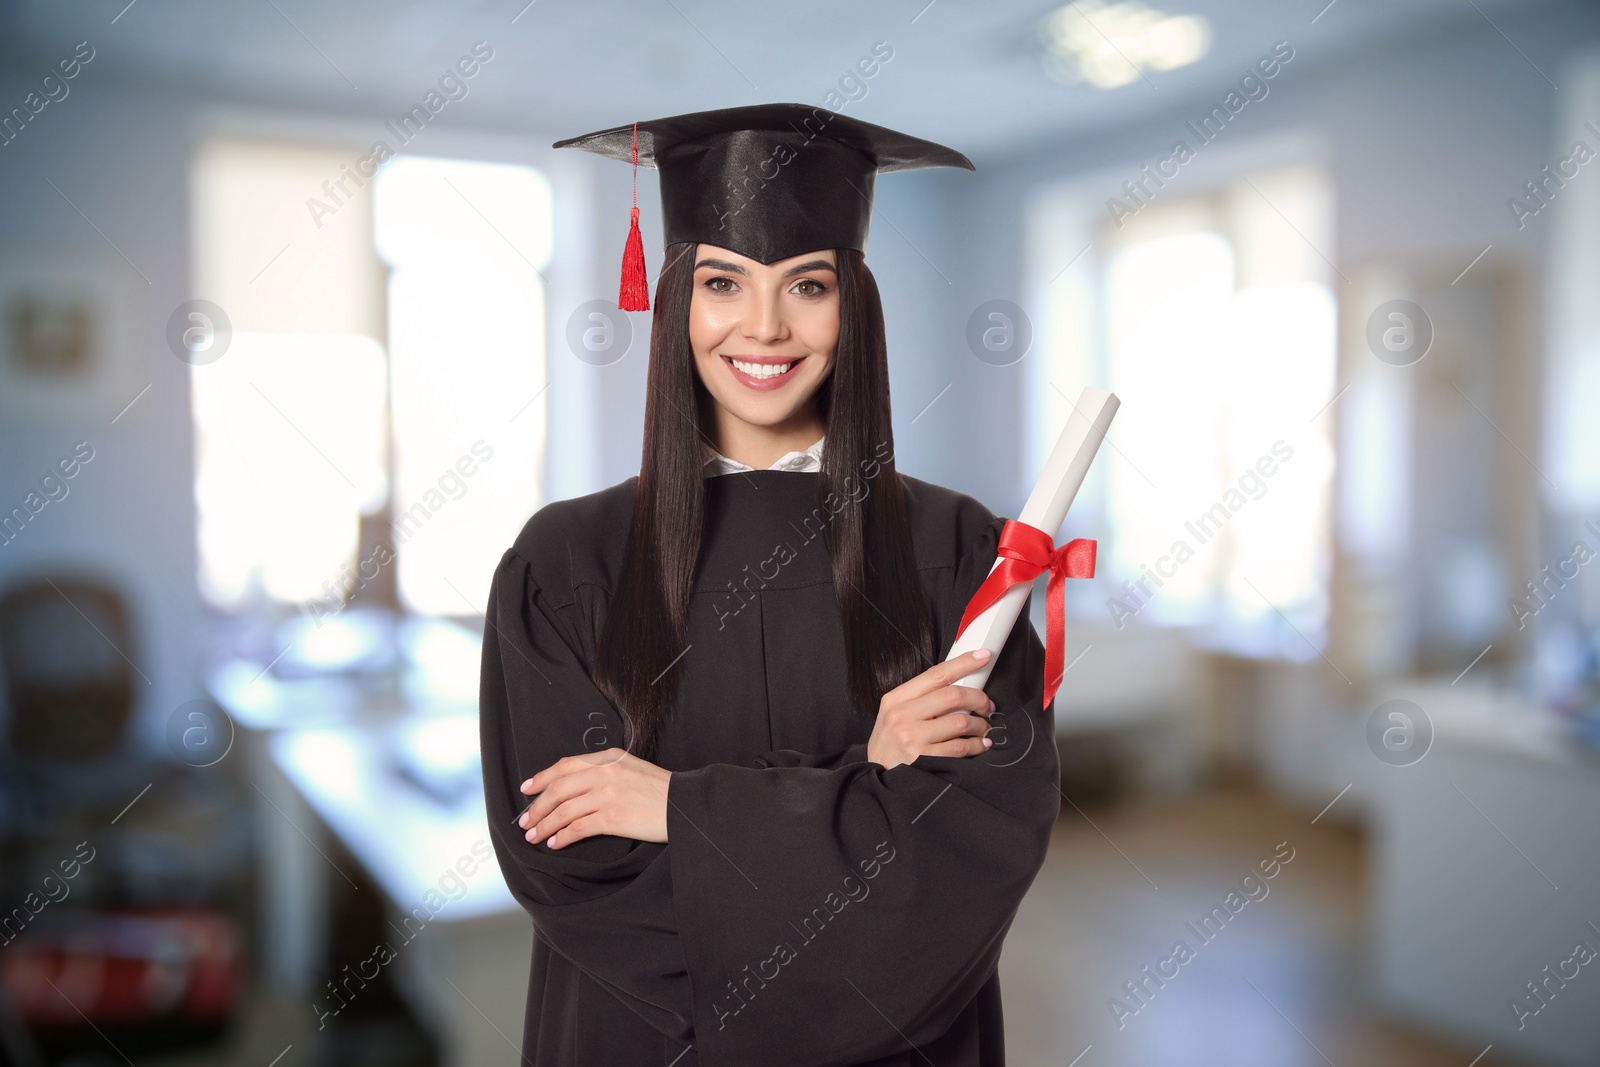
[723, 355, 803, 382]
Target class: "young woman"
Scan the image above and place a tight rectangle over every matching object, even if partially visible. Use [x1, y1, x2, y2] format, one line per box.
[479, 105, 1060, 1066]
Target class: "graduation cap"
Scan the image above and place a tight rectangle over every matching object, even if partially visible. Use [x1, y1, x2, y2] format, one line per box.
[552, 103, 975, 311]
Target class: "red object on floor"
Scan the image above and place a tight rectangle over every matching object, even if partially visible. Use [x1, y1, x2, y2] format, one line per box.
[2, 909, 242, 1028]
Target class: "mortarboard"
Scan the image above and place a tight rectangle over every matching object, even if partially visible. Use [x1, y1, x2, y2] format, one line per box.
[552, 103, 975, 311]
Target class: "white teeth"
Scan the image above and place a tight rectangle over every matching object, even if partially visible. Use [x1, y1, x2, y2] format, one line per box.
[730, 359, 794, 379]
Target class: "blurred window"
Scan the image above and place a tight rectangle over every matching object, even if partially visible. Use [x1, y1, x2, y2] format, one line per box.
[1031, 164, 1337, 652]
[372, 155, 549, 616]
[189, 138, 550, 618]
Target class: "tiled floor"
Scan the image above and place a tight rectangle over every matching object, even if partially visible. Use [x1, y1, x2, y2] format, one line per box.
[1000, 779, 1511, 1066]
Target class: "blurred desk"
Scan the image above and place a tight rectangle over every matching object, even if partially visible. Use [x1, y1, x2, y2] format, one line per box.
[1368, 679, 1600, 1066]
[208, 636, 532, 1067]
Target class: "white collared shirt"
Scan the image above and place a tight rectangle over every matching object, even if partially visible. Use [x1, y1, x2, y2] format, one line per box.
[701, 435, 825, 476]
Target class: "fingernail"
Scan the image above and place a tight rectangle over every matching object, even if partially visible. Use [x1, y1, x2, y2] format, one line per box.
[982, 737, 993, 749]
[974, 648, 992, 660]
[988, 699, 995, 712]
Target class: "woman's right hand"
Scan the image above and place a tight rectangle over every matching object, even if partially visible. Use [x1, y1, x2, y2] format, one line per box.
[866, 648, 997, 770]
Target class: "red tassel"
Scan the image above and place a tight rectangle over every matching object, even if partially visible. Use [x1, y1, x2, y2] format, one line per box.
[618, 122, 651, 311]
[619, 207, 650, 311]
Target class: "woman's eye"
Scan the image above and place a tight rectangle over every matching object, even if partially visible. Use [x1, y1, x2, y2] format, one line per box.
[792, 278, 829, 297]
[704, 277, 737, 294]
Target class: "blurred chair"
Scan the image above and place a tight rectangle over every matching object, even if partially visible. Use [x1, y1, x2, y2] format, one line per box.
[0, 575, 250, 1063]
[0, 578, 134, 760]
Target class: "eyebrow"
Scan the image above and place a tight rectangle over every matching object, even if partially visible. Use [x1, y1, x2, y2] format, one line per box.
[694, 257, 837, 278]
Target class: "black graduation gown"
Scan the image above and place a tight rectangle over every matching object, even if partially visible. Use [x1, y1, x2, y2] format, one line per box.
[477, 468, 1060, 1066]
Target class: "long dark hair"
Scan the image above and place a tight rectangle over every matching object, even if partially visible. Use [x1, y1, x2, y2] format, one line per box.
[591, 243, 935, 757]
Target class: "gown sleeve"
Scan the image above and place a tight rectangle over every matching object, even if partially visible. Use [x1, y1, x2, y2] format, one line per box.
[478, 546, 696, 1042]
[664, 510, 1060, 1066]
[477, 545, 872, 1046]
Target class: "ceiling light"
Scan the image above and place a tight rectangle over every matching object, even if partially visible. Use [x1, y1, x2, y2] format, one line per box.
[1038, 0, 1211, 90]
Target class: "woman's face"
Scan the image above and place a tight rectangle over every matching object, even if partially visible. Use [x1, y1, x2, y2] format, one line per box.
[689, 244, 838, 433]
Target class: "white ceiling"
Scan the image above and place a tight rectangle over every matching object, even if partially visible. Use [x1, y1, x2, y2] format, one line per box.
[0, 0, 1576, 162]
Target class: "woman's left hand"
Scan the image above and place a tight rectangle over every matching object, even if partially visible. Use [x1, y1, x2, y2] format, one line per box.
[517, 749, 671, 848]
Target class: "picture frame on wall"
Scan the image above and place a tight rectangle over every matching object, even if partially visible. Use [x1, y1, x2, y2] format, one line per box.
[0, 250, 144, 427]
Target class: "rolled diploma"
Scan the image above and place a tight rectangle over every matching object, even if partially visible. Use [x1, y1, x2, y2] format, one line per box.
[944, 386, 1120, 691]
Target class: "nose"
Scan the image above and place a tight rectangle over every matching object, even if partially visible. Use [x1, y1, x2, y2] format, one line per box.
[740, 286, 788, 345]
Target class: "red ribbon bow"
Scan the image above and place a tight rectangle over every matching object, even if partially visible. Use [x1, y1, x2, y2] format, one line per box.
[952, 519, 1096, 712]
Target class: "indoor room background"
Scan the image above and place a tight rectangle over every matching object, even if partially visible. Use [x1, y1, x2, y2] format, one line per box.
[1, 1, 1598, 1065]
